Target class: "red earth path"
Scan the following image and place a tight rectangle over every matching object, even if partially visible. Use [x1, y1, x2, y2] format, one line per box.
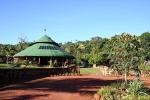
[0, 75, 150, 100]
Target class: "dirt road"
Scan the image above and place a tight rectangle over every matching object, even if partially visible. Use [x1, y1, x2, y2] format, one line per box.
[0, 75, 149, 100]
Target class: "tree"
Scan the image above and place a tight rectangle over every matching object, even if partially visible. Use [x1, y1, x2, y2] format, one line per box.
[107, 33, 144, 83]
[87, 37, 108, 66]
[16, 34, 29, 52]
[62, 36, 109, 66]
[140, 32, 150, 60]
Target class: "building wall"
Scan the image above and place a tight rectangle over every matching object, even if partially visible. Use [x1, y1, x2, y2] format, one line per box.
[14, 57, 73, 67]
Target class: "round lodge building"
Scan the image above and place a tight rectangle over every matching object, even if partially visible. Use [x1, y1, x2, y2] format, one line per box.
[14, 35, 75, 67]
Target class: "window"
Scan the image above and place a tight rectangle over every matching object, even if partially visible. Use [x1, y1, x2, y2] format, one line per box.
[39, 46, 57, 50]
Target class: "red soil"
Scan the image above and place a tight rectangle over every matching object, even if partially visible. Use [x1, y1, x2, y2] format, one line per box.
[0, 75, 150, 100]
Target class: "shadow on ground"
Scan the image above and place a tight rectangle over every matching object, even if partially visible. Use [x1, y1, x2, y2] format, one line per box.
[7, 94, 50, 100]
[0, 74, 50, 88]
[0, 76, 123, 100]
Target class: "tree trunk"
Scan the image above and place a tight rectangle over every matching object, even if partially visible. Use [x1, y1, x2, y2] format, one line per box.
[93, 64, 96, 68]
[135, 68, 141, 81]
[124, 68, 127, 84]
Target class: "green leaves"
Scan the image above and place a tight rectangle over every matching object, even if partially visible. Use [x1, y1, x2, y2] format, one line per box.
[62, 37, 109, 65]
[140, 32, 150, 60]
[106, 33, 144, 81]
[122, 80, 150, 100]
[98, 87, 117, 100]
[89, 52, 102, 64]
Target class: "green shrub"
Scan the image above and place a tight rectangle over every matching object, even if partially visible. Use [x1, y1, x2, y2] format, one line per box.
[96, 81, 150, 100]
[22, 60, 29, 66]
[127, 80, 148, 96]
[111, 81, 127, 89]
[122, 80, 150, 100]
[97, 87, 117, 100]
[122, 94, 150, 100]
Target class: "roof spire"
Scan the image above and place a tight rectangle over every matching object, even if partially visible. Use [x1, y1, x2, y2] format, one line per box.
[44, 28, 47, 34]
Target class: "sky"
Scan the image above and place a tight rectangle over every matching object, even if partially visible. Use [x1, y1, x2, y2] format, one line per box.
[0, 0, 150, 44]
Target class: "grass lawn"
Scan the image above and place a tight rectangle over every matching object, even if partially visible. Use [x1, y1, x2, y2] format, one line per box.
[141, 66, 150, 71]
[0, 63, 23, 68]
[0, 63, 11, 67]
[80, 68, 101, 74]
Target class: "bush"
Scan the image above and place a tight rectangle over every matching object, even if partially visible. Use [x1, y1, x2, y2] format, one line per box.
[122, 94, 150, 100]
[127, 80, 148, 96]
[122, 80, 150, 100]
[96, 81, 150, 100]
[97, 87, 117, 100]
[111, 81, 127, 89]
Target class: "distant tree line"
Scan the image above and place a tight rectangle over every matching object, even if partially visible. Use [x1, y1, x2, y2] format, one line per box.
[62, 32, 150, 82]
[0, 32, 150, 67]
[0, 37, 30, 56]
[62, 32, 150, 66]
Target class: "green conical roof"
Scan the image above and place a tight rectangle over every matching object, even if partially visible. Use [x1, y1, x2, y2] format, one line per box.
[36, 35, 55, 43]
[35, 35, 60, 46]
[14, 35, 74, 58]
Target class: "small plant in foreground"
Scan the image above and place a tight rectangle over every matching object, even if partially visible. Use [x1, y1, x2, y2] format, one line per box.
[97, 87, 117, 100]
[96, 81, 150, 100]
[127, 80, 148, 96]
[122, 80, 150, 100]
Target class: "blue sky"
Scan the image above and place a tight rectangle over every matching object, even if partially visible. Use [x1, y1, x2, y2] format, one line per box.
[0, 0, 150, 44]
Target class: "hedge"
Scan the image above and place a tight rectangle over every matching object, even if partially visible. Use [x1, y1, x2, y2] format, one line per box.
[0, 67, 74, 87]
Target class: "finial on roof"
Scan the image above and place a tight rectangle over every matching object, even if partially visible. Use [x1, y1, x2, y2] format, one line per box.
[44, 28, 47, 32]
[44, 28, 47, 35]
